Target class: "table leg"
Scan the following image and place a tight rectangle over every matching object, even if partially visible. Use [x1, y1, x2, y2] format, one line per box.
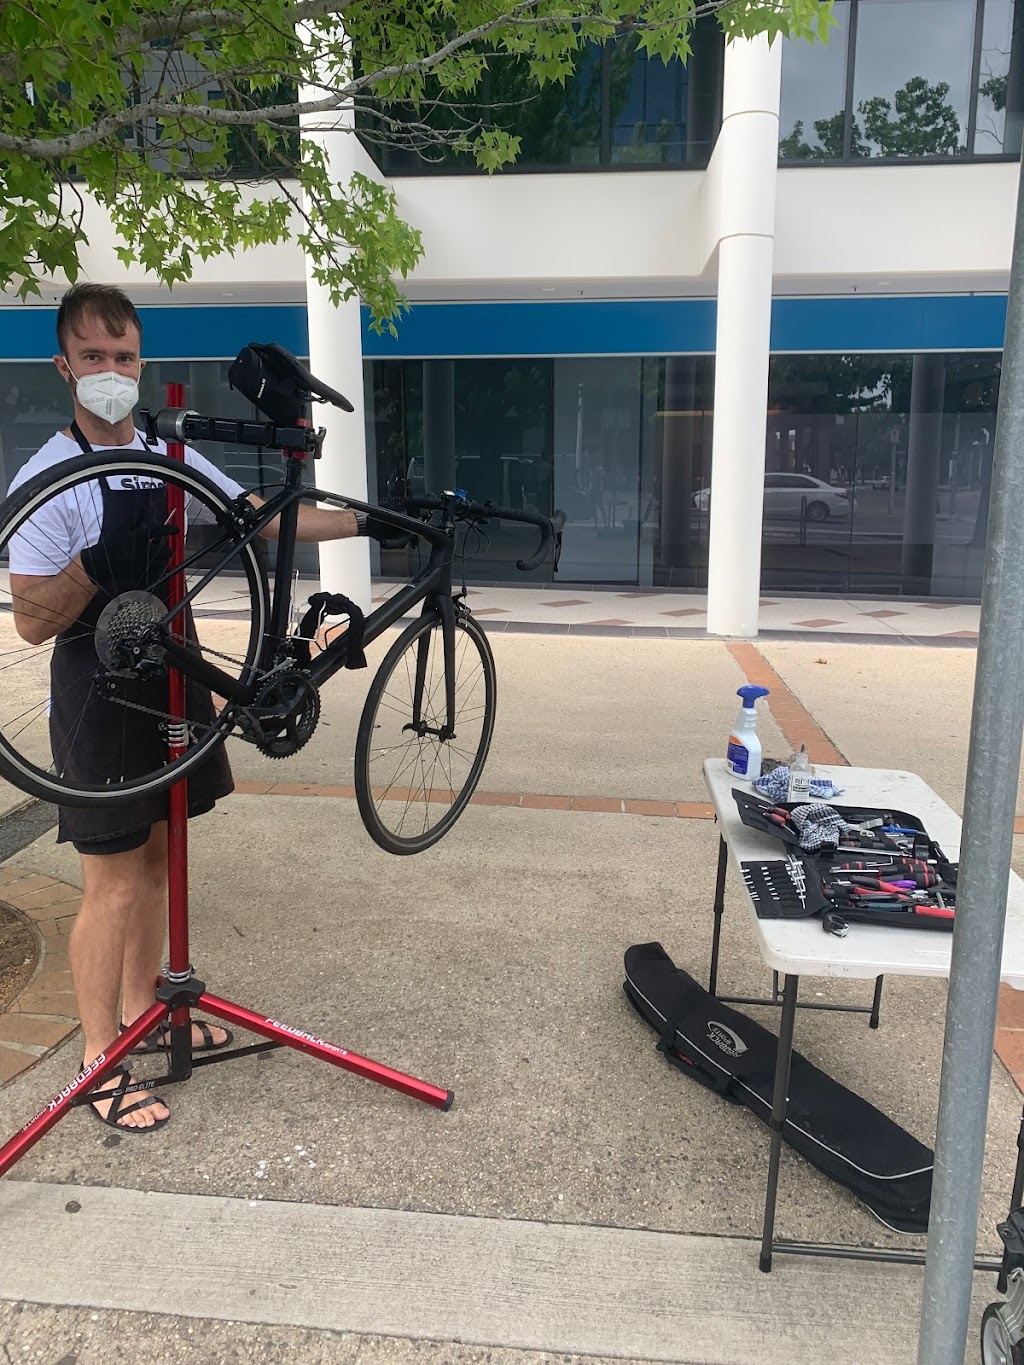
[759, 972, 799, 1274]
[869, 975, 884, 1030]
[709, 835, 728, 996]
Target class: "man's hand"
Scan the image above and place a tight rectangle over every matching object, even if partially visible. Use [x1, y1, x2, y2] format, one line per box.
[355, 511, 405, 544]
[79, 512, 173, 595]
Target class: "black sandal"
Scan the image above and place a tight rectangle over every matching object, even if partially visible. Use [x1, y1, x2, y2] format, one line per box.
[121, 1019, 234, 1055]
[84, 1065, 169, 1133]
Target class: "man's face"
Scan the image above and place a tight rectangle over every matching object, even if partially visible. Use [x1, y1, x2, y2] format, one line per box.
[53, 311, 144, 389]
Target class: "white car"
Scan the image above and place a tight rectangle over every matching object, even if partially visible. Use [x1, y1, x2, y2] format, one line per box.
[692, 473, 854, 522]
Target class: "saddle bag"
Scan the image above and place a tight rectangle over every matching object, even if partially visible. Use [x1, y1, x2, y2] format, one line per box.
[623, 941, 933, 1234]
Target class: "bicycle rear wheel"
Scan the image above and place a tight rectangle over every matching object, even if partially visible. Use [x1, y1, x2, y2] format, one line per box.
[0, 451, 268, 807]
[354, 609, 497, 855]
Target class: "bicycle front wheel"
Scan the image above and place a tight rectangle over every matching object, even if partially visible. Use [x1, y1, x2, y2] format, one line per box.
[354, 609, 497, 855]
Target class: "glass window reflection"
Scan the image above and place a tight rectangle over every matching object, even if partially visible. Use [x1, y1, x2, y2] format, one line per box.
[491, 46, 604, 167]
[762, 352, 999, 598]
[779, 1, 851, 159]
[608, 33, 687, 165]
[974, 0, 1024, 153]
[359, 19, 722, 173]
[851, 0, 975, 157]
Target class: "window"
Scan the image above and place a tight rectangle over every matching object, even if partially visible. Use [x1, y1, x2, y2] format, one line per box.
[852, 0, 974, 157]
[763, 351, 1001, 597]
[974, 0, 1024, 152]
[780, 0, 1023, 161]
[360, 20, 723, 174]
[778, 1, 852, 158]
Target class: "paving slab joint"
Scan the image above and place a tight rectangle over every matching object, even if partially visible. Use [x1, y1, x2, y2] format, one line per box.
[0, 869, 81, 1088]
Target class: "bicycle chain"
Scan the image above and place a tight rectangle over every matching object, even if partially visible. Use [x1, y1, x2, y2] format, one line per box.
[102, 636, 282, 736]
[101, 636, 264, 737]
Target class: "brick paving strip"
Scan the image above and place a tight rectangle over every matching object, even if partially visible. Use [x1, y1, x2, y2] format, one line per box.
[0, 866, 81, 1087]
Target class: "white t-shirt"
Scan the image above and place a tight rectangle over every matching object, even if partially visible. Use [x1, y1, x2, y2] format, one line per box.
[8, 430, 246, 577]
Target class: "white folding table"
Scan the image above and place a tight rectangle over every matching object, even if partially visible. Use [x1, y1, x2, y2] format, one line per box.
[703, 758, 1024, 1272]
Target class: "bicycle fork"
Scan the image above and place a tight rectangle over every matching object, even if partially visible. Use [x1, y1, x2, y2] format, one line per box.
[408, 595, 457, 741]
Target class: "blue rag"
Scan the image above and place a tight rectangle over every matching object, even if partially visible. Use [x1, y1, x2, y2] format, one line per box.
[753, 765, 845, 803]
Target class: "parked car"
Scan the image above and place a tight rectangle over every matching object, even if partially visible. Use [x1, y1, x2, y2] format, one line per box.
[692, 473, 854, 522]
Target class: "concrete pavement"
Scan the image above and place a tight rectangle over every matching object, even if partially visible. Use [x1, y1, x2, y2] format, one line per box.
[0, 623, 1020, 1364]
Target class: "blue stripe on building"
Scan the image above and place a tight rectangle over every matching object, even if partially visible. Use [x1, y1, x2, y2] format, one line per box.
[0, 303, 310, 362]
[769, 295, 1009, 353]
[0, 294, 1008, 360]
[362, 300, 719, 357]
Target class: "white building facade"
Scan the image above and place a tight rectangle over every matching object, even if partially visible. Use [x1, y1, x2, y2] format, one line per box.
[1, 3, 1019, 630]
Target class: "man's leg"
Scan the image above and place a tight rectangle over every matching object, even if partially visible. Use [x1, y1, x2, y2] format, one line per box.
[119, 822, 228, 1051]
[119, 822, 168, 1030]
[72, 836, 170, 1129]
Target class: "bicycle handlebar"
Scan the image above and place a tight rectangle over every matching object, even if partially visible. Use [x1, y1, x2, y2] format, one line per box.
[405, 497, 565, 572]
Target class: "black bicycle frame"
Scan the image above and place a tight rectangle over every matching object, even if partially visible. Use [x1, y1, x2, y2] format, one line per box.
[156, 451, 460, 720]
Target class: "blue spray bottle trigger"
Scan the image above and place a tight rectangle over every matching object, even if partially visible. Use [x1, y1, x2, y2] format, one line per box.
[737, 685, 769, 709]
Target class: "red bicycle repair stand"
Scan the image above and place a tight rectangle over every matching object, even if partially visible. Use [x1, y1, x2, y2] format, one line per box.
[0, 385, 451, 1180]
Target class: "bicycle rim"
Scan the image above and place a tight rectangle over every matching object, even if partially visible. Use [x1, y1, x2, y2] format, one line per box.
[354, 610, 496, 854]
[0, 452, 268, 808]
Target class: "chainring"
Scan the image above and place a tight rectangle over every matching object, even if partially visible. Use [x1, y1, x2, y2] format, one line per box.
[252, 669, 321, 758]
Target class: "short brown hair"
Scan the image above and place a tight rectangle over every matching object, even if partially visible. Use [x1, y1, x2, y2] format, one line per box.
[56, 283, 143, 356]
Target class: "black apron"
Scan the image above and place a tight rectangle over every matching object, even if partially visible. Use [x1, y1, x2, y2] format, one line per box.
[50, 425, 233, 847]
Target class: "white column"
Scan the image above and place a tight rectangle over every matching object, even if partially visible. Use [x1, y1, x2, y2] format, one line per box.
[300, 79, 372, 611]
[705, 34, 782, 638]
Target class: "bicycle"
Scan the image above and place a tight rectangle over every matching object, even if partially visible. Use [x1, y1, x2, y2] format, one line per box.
[0, 345, 564, 855]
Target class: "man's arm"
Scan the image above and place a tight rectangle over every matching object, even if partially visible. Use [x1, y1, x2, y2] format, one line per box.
[12, 500, 362, 645]
[10, 564, 96, 646]
[249, 495, 358, 543]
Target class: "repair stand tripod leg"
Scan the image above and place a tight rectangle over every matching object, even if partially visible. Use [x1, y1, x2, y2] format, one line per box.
[709, 834, 728, 996]
[0, 1006, 170, 1177]
[759, 972, 799, 1273]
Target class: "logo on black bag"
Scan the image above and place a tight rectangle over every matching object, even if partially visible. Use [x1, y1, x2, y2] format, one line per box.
[707, 1021, 747, 1057]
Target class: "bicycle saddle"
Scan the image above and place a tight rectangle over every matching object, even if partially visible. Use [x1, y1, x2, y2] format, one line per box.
[229, 342, 354, 424]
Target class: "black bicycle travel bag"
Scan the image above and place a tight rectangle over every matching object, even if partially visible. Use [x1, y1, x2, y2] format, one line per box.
[623, 942, 933, 1234]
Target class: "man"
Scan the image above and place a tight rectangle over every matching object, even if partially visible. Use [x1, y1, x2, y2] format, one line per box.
[8, 283, 380, 1133]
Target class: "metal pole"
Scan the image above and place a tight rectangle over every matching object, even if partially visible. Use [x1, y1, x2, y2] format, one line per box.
[917, 151, 1024, 1364]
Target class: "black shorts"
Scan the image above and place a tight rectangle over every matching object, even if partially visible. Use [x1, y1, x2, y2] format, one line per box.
[70, 825, 155, 857]
[61, 789, 221, 857]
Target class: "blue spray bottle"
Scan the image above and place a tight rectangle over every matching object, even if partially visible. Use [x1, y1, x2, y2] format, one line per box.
[727, 685, 770, 780]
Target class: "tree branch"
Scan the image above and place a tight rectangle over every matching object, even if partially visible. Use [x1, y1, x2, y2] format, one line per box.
[0, 0, 752, 158]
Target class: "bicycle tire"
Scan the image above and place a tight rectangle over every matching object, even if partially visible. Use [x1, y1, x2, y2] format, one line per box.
[354, 609, 497, 855]
[0, 451, 269, 807]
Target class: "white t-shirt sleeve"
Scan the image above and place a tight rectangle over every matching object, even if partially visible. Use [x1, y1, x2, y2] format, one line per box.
[6, 435, 103, 577]
[184, 447, 245, 501]
[7, 436, 246, 576]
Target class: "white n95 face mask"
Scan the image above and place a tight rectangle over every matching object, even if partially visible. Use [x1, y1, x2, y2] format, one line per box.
[71, 369, 140, 425]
